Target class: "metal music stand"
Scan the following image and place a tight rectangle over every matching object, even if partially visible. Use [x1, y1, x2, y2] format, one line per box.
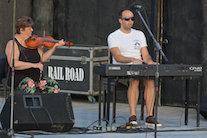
[135, 8, 168, 138]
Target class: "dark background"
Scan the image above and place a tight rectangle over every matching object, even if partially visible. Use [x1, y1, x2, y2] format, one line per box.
[0, 0, 206, 106]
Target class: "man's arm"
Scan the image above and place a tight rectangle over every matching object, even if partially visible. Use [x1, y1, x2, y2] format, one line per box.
[110, 47, 144, 64]
[140, 47, 156, 65]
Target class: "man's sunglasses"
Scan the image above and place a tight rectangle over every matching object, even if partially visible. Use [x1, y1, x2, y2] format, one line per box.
[121, 17, 134, 21]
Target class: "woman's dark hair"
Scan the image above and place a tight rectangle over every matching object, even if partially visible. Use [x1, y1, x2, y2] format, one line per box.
[15, 16, 33, 34]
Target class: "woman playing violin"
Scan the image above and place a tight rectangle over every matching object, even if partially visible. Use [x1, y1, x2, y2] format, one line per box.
[5, 16, 65, 93]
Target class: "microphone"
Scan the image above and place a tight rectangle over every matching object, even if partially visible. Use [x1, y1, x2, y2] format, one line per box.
[130, 3, 142, 10]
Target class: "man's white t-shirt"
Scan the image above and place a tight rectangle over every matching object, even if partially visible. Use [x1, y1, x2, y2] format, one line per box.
[107, 28, 147, 64]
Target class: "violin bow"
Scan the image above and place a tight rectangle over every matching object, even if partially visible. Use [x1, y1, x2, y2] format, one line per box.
[39, 30, 45, 80]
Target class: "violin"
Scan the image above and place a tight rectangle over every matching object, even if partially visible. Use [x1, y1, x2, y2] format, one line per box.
[25, 34, 73, 49]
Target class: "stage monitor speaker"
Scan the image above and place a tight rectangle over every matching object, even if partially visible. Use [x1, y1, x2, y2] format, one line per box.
[0, 93, 75, 132]
[200, 97, 207, 119]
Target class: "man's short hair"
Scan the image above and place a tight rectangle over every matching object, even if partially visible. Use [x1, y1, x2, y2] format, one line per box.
[118, 8, 134, 18]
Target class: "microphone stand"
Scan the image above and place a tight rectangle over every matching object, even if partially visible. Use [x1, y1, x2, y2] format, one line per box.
[7, 0, 16, 137]
[135, 8, 168, 138]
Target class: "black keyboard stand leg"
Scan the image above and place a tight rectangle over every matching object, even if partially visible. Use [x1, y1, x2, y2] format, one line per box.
[141, 90, 145, 120]
[106, 77, 111, 126]
[103, 88, 106, 120]
[113, 86, 116, 123]
[98, 76, 102, 126]
[185, 79, 189, 125]
[196, 78, 200, 127]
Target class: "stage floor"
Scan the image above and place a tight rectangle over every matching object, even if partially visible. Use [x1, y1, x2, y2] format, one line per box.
[1, 95, 207, 138]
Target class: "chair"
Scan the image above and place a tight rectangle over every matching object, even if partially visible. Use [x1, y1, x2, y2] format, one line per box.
[0, 56, 17, 100]
[101, 80, 145, 124]
[0, 56, 7, 100]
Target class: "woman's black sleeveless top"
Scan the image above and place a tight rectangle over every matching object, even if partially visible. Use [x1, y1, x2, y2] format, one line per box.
[7, 39, 40, 87]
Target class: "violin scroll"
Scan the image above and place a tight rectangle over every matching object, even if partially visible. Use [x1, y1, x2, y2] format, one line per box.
[65, 41, 73, 47]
